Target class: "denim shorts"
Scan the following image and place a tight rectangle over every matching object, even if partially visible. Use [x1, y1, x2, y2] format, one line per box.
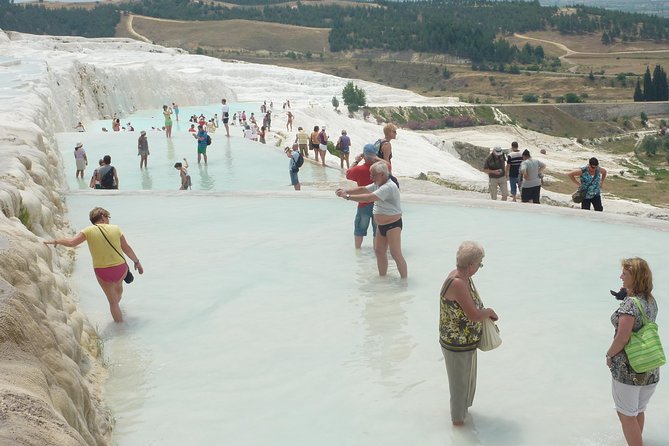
[354, 203, 376, 236]
[289, 170, 299, 185]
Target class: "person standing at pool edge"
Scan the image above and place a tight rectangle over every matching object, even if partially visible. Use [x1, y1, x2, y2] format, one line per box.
[287, 145, 301, 191]
[505, 142, 523, 202]
[221, 98, 230, 137]
[568, 157, 607, 211]
[74, 142, 87, 179]
[194, 124, 208, 164]
[138, 130, 149, 169]
[163, 105, 173, 138]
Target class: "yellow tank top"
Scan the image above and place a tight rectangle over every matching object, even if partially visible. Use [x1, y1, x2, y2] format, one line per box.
[81, 224, 125, 268]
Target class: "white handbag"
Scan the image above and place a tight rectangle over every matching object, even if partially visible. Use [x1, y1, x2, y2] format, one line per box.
[478, 317, 502, 351]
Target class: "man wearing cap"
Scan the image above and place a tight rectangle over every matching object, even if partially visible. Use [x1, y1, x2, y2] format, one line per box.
[482, 146, 508, 201]
[520, 149, 546, 204]
[138, 130, 150, 169]
[505, 141, 523, 202]
[345, 144, 388, 248]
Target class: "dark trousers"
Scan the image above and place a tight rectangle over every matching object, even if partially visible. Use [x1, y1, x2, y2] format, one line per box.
[582, 194, 603, 211]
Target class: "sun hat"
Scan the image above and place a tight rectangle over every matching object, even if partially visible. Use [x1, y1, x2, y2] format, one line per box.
[75, 142, 83, 149]
[493, 146, 503, 154]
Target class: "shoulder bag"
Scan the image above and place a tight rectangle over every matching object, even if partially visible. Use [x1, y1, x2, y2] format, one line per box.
[470, 280, 502, 351]
[624, 297, 666, 373]
[572, 167, 598, 203]
[96, 225, 134, 284]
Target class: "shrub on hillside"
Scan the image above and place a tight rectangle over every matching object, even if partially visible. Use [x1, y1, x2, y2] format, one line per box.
[522, 93, 539, 103]
[640, 135, 660, 156]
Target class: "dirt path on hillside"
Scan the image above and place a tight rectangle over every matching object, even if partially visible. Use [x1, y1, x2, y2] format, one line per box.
[514, 33, 669, 57]
[125, 14, 153, 43]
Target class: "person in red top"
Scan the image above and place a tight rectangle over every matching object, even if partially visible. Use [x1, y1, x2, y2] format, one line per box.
[345, 143, 389, 248]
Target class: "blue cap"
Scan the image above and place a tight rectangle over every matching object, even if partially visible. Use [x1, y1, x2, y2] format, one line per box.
[363, 143, 377, 156]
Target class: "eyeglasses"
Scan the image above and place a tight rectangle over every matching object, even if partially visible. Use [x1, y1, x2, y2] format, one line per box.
[479, 262, 484, 268]
[103, 214, 111, 219]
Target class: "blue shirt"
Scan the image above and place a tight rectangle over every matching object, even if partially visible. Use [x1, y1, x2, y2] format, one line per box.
[289, 150, 300, 170]
[197, 130, 207, 149]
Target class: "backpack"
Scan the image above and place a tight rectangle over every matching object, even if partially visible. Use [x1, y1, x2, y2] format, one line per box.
[295, 152, 304, 168]
[374, 139, 386, 158]
[100, 167, 115, 189]
[206, 134, 212, 146]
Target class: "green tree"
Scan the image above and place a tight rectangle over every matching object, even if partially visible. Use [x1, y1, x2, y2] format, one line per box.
[652, 65, 668, 101]
[640, 111, 648, 125]
[643, 66, 654, 101]
[634, 79, 644, 102]
[342, 81, 367, 112]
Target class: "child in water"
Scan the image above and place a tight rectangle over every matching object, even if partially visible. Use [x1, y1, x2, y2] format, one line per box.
[174, 158, 191, 190]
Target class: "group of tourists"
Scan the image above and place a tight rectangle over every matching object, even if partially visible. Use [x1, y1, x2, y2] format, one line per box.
[62, 100, 663, 446]
[483, 141, 608, 210]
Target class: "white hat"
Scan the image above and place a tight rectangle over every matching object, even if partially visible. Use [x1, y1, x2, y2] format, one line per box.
[493, 146, 503, 154]
[75, 142, 83, 149]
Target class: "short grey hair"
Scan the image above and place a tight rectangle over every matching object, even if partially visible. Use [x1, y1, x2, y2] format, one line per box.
[456, 241, 485, 269]
[370, 161, 389, 177]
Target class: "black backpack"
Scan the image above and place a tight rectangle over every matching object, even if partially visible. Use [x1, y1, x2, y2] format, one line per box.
[295, 152, 304, 168]
[206, 134, 212, 146]
[100, 167, 115, 189]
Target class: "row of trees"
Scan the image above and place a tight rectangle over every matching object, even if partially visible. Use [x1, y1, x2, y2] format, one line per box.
[633, 65, 669, 102]
[3, 0, 669, 66]
[0, 0, 119, 37]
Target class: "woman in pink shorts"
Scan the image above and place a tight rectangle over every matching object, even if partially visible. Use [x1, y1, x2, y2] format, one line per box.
[44, 207, 144, 323]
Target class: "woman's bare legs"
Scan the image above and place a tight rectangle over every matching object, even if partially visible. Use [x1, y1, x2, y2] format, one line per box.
[617, 412, 643, 446]
[96, 275, 124, 322]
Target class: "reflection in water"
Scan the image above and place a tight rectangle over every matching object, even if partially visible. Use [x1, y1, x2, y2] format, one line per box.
[166, 138, 175, 161]
[355, 249, 415, 388]
[198, 164, 215, 190]
[141, 169, 153, 190]
[222, 137, 233, 171]
[101, 322, 149, 438]
[77, 178, 88, 190]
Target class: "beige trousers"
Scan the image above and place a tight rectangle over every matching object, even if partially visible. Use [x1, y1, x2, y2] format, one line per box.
[489, 176, 509, 200]
[442, 347, 477, 423]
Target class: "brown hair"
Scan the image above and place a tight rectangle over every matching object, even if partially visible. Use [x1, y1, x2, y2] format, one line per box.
[622, 257, 654, 301]
[89, 207, 109, 224]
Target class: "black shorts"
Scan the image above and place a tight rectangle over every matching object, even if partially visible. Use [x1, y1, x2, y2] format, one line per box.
[223, 118, 229, 124]
[378, 218, 403, 237]
[521, 186, 541, 203]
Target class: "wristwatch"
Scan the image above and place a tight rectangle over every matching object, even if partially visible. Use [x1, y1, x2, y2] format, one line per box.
[346, 194, 350, 200]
